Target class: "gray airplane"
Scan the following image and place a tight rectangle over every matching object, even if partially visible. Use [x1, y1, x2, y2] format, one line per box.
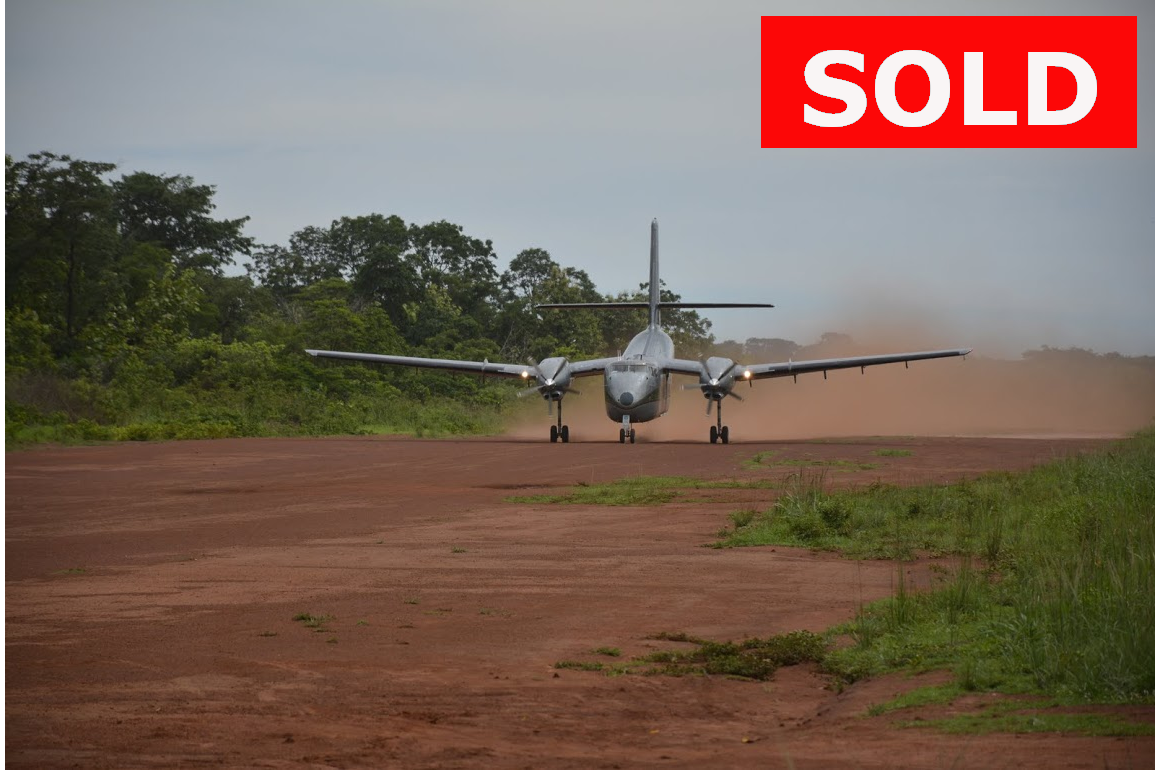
[307, 220, 970, 444]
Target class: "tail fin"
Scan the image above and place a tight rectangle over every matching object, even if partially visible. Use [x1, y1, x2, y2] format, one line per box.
[535, 219, 776, 315]
[649, 219, 660, 326]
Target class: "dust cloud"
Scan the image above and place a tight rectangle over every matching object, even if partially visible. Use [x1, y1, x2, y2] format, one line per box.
[502, 323, 1155, 442]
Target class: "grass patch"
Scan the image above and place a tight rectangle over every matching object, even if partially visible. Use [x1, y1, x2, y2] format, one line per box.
[906, 711, 1155, 736]
[742, 451, 877, 471]
[742, 450, 780, 469]
[873, 448, 914, 457]
[559, 630, 827, 682]
[450, 545, 468, 553]
[555, 660, 606, 672]
[646, 631, 705, 644]
[507, 475, 778, 506]
[725, 429, 1155, 706]
[728, 508, 758, 529]
[868, 686, 1155, 736]
[292, 612, 334, 630]
[866, 684, 966, 716]
[636, 630, 827, 680]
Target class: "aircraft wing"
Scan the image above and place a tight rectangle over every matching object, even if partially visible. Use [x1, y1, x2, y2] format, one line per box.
[306, 349, 620, 380]
[306, 349, 535, 379]
[744, 348, 971, 380]
[658, 358, 711, 377]
[567, 357, 621, 377]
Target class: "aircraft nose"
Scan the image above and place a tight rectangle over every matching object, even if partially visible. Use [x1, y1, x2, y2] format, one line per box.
[618, 392, 634, 406]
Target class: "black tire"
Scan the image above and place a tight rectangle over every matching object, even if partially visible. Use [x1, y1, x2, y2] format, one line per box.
[629, 430, 636, 444]
[709, 425, 718, 444]
[550, 425, 558, 443]
[619, 428, 626, 444]
[561, 425, 569, 443]
[721, 425, 730, 444]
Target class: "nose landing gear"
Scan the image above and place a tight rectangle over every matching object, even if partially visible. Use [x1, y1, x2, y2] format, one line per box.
[618, 415, 635, 444]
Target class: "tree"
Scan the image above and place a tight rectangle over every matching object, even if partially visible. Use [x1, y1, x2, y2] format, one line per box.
[501, 247, 557, 302]
[742, 337, 800, 362]
[6, 152, 119, 347]
[113, 172, 253, 274]
[408, 220, 499, 323]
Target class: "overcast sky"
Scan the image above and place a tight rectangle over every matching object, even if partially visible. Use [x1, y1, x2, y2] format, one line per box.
[7, 0, 1153, 355]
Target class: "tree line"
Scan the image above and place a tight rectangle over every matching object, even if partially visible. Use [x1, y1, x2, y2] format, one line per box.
[9, 152, 1147, 446]
[5, 151, 714, 444]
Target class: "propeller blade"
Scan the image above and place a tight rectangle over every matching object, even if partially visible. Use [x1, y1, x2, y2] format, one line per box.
[548, 399, 553, 417]
[516, 386, 541, 398]
[706, 399, 713, 416]
[730, 392, 743, 402]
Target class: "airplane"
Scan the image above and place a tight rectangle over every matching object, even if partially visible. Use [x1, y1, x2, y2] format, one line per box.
[307, 220, 970, 444]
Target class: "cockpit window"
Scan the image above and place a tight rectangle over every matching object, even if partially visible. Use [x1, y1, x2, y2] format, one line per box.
[609, 363, 650, 374]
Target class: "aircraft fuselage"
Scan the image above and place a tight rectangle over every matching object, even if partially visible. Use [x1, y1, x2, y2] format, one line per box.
[603, 325, 674, 424]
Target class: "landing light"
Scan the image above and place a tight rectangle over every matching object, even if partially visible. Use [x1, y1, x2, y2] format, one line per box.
[743, 369, 753, 379]
[520, 370, 529, 379]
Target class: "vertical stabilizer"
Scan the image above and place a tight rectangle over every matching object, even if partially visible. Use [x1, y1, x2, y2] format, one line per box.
[649, 219, 660, 327]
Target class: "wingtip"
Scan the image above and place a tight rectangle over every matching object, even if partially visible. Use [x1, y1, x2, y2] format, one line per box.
[305, 349, 319, 356]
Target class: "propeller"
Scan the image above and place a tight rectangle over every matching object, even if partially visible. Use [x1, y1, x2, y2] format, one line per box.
[517, 356, 576, 413]
[683, 357, 747, 414]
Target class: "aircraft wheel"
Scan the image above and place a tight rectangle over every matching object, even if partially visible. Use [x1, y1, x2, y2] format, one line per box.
[619, 428, 626, 444]
[561, 425, 569, 443]
[709, 425, 718, 444]
[629, 429, 636, 444]
[721, 425, 730, 445]
[550, 425, 558, 443]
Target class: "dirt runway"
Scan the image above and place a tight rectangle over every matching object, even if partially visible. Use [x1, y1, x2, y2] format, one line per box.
[6, 435, 1153, 768]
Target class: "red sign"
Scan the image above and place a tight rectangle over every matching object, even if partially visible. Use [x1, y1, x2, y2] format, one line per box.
[761, 16, 1137, 148]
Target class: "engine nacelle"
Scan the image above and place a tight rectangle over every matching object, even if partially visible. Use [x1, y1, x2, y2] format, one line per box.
[699, 356, 738, 401]
[535, 356, 572, 399]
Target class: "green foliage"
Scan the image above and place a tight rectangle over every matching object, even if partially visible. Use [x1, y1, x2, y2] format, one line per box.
[4, 308, 56, 374]
[637, 630, 827, 680]
[292, 612, 334, 630]
[5, 153, 537, 448]
[905, 709, 1155, 737]
[555, 660, 607, 672]
[725, 431, 1155, 704]
[506, 475, 779, 506]
[559, 630, 827, 681]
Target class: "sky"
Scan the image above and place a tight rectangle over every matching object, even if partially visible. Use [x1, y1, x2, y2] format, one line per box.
[6, 0, 1153, 356]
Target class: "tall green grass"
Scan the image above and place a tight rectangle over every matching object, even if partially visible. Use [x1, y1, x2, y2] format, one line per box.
[5, 380, 513, 448]
[721, 430, 1155, 703]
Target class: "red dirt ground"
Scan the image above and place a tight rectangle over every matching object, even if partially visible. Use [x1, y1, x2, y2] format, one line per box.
[6, 435, 1154, 769]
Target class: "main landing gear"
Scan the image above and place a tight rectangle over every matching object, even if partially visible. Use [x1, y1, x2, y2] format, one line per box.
[618, 415, 635, 444]
[709, 399, 730, 444]
[549, 400, 570, 443]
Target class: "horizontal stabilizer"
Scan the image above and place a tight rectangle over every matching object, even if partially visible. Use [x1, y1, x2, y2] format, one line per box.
[536, 301, 774, 310]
